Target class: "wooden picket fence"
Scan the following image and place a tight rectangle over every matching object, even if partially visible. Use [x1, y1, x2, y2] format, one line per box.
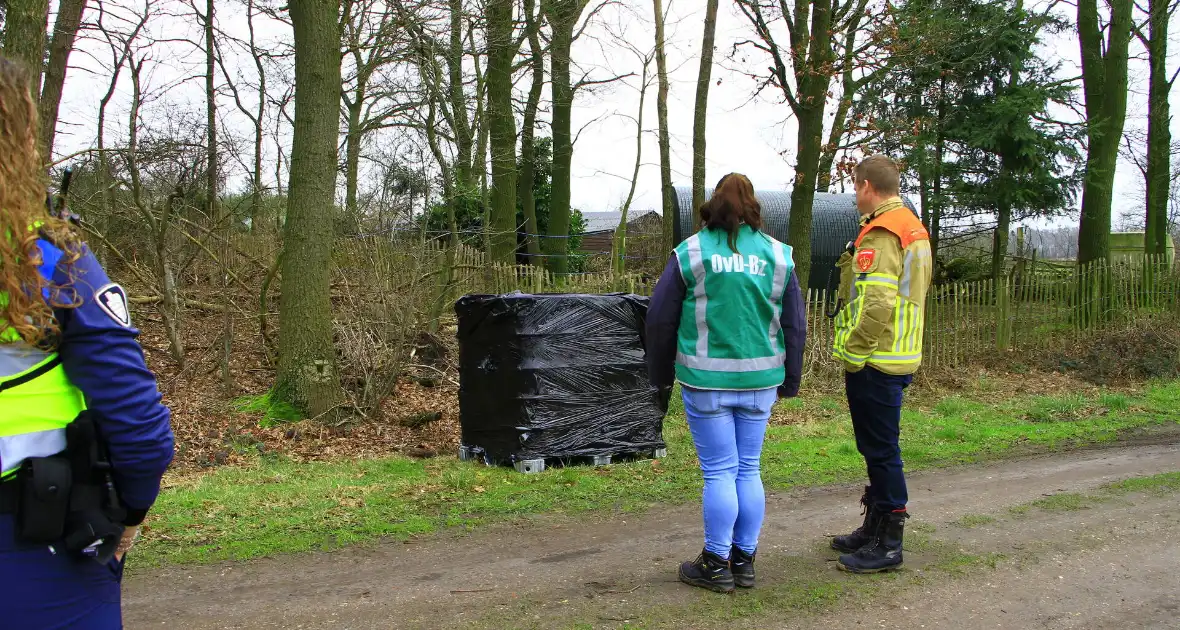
[335, 237, 1180, 370]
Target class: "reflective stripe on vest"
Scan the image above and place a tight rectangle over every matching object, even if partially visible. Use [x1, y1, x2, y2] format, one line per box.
[0, 341, 86, 477]
[675, 230, 790, 374]
[673, 226, 793, 391]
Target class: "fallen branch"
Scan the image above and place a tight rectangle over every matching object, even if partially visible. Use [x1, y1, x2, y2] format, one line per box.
[405, 363, 460, 387]
[129, 295, 227, 313]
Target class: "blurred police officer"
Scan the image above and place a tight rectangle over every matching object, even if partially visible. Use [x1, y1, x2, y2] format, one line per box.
[0, 56, 175, 628]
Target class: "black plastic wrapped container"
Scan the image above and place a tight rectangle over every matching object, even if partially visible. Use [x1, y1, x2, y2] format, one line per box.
[455, 292, 666, 464]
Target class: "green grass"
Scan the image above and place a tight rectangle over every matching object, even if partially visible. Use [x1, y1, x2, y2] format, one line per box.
[138, 380, 1180, 568]
[1028, 492, 1091, 512]
[233, 390, 303, 427]
[954, 514, 997, 528]
[1103, 471, 1180, 495]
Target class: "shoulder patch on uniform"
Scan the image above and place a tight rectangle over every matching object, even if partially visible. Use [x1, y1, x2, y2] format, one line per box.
[95, 283, 132, 328]
[856, 249, 876, 272]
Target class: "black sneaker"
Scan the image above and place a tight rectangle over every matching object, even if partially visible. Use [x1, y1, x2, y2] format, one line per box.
[678, 549, 735, 593]
[831, 486, 880, 553]
[837, 510, 908, 574]
[730, 545, 755, 588]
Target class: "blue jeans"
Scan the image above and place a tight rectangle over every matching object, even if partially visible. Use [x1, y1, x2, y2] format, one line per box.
[682, 387, 777, 559]
[845, 367, 913, 511]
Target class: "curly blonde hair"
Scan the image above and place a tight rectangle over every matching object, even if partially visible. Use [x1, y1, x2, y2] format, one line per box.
[0, 56, 81, 347]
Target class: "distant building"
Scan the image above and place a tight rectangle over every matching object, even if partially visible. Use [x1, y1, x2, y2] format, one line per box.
[577, 210, 662, 254]
[1110, 231, 1176, 265]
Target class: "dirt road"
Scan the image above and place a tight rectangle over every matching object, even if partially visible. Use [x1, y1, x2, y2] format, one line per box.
[123, 442, 1180, 629]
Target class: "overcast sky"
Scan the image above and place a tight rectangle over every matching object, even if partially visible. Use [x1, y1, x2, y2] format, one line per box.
[50, 0, 1177, 232]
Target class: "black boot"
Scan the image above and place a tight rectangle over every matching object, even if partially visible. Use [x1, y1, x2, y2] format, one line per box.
[831, 487, 880, 553]
[730, 545, 756, 589]
[837, 510, 908, 574]
[678, 549, 735, 593]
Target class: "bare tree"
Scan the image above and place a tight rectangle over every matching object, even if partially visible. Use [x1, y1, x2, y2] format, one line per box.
[732, 0, 879, 286]
[215, 0, 282, 232]
[1077, 0, 1133, 265]
[486, 0, 521, 263]
[278, 0, 347, 419]
[1138, 0, 1179, 257]
[541, 0, 620, 277]
[653, 0, 674, 249]
[341, 0, 420, 226]
[690, 0, 719, 212]
[518, 0, 546, 261]
[39, 0, 88, 159]
[611, 37, 654, 276]
[3, 0, 48, 87]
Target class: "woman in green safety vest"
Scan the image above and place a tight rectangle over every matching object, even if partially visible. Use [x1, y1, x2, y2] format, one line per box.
[0, 56, 175, 628]
[646, 173, 807, 593]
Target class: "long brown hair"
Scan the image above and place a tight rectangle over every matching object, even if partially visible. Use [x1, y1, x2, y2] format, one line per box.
[699, 172, 763, 252]
[0, 56, 80, 347]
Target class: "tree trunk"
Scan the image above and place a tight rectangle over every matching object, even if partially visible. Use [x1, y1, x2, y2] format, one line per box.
[786, 0, 835, 290]
[816, 92, 851, 193]
[448, 0, 473, 192]
[612, 56, 650, 276]
[277, 0, 346, 420]
[96, 49, 126, 265]
[1145, 0, 1171, 258]
[1076, 0, 1132, 266]
[3, 0, 49, 94]
[789, 106, 825, 289]
[204, 0, 232, 393]
[653, 0, 675, 249]
[992, 199, 1011, 282]
[691, 0, 720, 212]
[249, 0, 267, 232]
[344, 96, 363, 219]
[518, 0, 544, 262]
[38, 0, 87, 160]
[930, 82, 947, 260]
[486, 0, 518, 264]
[543, 0, 583, 277]
[817, 2, 868, 193]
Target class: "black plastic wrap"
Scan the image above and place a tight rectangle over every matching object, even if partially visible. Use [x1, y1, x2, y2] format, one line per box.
[455, 292, 666, 462]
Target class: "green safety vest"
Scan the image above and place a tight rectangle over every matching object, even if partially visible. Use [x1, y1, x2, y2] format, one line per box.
[673, 224, 794, 391]
[0, 250, 88, 479]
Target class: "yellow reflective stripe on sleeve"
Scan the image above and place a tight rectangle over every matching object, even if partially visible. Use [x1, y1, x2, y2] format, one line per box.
[834, 348, 870, 365]
[869, 352, 922, 364]
[855, 272, 900, 290]
[909, 302, 923, 352]
[892, 297, 905, 353]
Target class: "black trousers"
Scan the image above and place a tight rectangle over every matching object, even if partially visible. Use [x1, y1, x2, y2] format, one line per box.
[845, 366, 913, 511]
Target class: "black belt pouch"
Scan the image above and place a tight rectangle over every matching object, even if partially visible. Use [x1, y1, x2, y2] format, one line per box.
[16, 457, 73, 543]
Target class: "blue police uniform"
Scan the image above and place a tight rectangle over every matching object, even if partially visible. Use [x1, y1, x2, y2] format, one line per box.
[1, 238, 175, 629]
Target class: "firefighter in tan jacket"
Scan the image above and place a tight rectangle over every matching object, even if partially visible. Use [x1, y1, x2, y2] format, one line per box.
[829, 155, 932, 574]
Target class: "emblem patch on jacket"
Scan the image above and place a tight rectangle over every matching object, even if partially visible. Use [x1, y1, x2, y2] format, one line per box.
[856, 249, 876, 272]
[96, 283, 132, 328]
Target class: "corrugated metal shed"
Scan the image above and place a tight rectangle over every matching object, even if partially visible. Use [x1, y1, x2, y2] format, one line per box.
[673, 186, 918, 290]
[580, 210, 659, 234]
